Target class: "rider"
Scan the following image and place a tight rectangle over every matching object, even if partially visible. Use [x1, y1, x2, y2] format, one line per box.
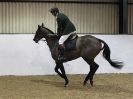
[50, 7, 76, 62]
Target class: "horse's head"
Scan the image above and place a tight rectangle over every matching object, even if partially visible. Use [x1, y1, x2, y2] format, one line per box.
[33, 23, 50, 43]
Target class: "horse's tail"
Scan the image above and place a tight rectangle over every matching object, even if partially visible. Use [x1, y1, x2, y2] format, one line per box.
[98, 39, 123, 69]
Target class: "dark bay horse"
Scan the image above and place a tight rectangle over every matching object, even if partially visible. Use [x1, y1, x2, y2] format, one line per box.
[33, 23, 123, 87]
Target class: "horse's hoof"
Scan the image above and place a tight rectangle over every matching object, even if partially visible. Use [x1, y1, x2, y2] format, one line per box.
[90, 80, 93, 86]
[83, 81, 87, 86]
[64, 81, 69, 87]
[64, 84, 68, 87]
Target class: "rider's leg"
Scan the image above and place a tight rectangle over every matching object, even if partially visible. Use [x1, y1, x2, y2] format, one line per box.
[58, 45, 65, 62]
[58, 33, 73, 62]
[59, 33, 72, 44]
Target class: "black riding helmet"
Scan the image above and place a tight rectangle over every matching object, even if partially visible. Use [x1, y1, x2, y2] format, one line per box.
[50, 7, 59, 13]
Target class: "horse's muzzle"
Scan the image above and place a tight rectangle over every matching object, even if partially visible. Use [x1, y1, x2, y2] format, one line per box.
[33, 38, 38, 43]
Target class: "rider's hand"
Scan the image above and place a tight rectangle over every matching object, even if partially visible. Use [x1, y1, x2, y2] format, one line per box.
[59, 44, 65, 49]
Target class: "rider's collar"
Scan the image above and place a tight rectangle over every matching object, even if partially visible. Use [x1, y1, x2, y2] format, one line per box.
[56, 13, 59, 19]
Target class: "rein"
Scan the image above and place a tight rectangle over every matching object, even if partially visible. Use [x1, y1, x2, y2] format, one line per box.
[41, 39, 47, 44]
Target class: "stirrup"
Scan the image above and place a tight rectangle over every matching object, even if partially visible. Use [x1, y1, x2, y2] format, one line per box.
[58, 56, 64, 61]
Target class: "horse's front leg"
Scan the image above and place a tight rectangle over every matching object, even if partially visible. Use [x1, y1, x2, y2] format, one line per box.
[59, 64, 69, 87]
[55, 62, 69, 87]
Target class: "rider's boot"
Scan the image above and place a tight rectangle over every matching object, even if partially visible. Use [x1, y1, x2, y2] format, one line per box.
[58, 44, 65, 63]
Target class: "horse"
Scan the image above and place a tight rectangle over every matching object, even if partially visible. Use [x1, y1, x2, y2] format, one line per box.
[33, 23, 123, 87]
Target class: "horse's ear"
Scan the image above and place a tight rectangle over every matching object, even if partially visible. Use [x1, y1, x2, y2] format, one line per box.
[42, 23, 44, 27]
[38, 25, 40, 28]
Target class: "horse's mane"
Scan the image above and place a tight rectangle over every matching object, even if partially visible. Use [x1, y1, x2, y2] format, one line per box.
[43, 27, 55, 34]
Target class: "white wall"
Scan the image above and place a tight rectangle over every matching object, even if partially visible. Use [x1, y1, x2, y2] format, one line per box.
[0, 34, 133, 75]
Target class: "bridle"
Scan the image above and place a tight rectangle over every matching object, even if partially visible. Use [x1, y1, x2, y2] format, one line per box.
[36, 26, 58, 44]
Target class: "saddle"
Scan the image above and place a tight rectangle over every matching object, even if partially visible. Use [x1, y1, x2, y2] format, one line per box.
[64, 33, 78, 51]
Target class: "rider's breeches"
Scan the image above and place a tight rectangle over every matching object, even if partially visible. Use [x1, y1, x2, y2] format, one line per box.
[59, 31, 75, 44]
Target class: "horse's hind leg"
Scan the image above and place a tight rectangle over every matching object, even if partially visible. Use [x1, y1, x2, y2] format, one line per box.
[82, 58, 99, 86]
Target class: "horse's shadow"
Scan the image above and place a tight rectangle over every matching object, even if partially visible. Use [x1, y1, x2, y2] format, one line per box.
[31, 79, 64, 87]
[31, 79, 133, 95]
[31, 78, 88, 91]
[91, 84, 133, 95]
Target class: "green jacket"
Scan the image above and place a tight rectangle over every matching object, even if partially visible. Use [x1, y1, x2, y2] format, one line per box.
[57, 13, 76, 36]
